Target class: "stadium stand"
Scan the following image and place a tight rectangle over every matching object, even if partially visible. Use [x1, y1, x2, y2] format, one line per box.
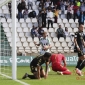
[1, 0, 85, 55]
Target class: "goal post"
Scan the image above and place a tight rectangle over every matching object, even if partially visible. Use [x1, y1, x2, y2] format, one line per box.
[0, 0, 17, 80]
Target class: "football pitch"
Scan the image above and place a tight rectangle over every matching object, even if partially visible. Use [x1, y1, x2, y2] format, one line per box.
[0, 66, 85, 85]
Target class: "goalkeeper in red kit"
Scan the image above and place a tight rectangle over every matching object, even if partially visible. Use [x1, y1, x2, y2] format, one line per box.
[50, 53, 71, 75]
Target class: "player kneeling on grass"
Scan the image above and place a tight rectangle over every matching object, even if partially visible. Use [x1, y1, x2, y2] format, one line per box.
[22, 52, 51, 79]
[50, 53, 71, 75]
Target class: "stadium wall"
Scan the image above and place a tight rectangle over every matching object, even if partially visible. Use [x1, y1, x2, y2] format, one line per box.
[0, 55, 78, 66]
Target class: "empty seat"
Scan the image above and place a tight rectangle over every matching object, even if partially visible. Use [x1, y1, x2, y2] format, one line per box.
[61, 42, 67, 47]
[51, 47, 57, 53]
[28, 23, 32, 28]
[65, 23, 70, 28]
[34, 37, 39, 42]
[23, 42, 29, 47]
[6, 32, 11, 37]
[29, 42, 35, 47]
[31, 47, 38, 53]
[25, 32, 31, 37]
[43, 28, 48, 32]
[21, 23, 27, 28]
[26, 18, 31, 23]
[27, 37, 33, 42]
[71, 23, 77, 28]
[3, 9, 9, 14]
[32, 18, 37, 23]
[7, 19, 12, 23]
[53, 37, 58, 43]
[16, 42, 22, 47]
[18, 32, 25, 37]
[61, 14, 66, 19]
[58, 47, 64, 53]
[66, 37, 71, 42]
[1, 18, 6, 22]
[21, 37, 27, 42]
[57, 19, 62, 23]
[2, 22, 8, 27]
[63, 19, 68, 23]
[69, 19, 74, 23]
[16, 23, 20, 27]
[23, 27, 29, 32]
[59, 37, 65, 42]
[75, 19, 78, 23]
[64, 47, 69, 53]
[48, 28, 54, 32]
[51, 32, 56, 37]
[55, 42, 61, 47]
[53, 23, 58, 28]
[17, 27, 23, 32]
[2, 5, 7, 10]
[73, 28, 78, 32]
[68, 42, 72, 47]
[4, 27, 10, 32]
[50, 42, 54, 47]
[68, 27, 73, 32]
[19, 18, 25, 23]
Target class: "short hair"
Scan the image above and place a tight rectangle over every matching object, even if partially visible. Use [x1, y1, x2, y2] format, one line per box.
[43, 52, 51, 58]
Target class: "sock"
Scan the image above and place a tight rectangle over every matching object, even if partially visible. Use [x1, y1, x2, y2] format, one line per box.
[28, 75, 36, 79]
[78, 60, 85, 70]
[76, 60, 82, 68]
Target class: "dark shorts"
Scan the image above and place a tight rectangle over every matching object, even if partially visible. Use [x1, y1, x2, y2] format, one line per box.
[78, 50, 85, 57]
[30, 65, 43, 73]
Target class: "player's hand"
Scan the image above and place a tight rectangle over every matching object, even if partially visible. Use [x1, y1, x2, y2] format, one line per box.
[77, 47, 80, 51]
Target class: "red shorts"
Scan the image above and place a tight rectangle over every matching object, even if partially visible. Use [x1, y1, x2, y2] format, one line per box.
[52, 63, 67, 72]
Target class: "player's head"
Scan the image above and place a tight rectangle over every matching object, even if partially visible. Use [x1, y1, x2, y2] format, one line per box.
[43, 32, 48, 38]
[43, 52, 51, 60]
[79, 24, 84, 32]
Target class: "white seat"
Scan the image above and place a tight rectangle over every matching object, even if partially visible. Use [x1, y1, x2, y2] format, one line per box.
[21, 23, 27, 28]
[35, 9, 39, 16]
[59, 37, 65, 42]
[1, 18, 6, 23]
[51, 32, 56, 37]
[3, 9, 9, 14]
[16, 42, 22, 47]
[27, 37, 33, 42]
[32, 18, 37, 23]
[21, 37, 27, 42]
[17, 37, 20, 42]
[18, 32, 25, 37]
[2, 5, 7, 10]
[53, 23, 58, 28]
[31, 47, 38, 53]
[23, 27, 29, 32]
[55, 42, 61, 47]
[19, 18, 25, 23]
[29, 42, 35, 47]
[58, 47, 64, 53]
[16, 22, 20, 27]
[61, 14, 66, 19]
[66, 37, 71, 42]
[69, 19, 74, 23]
[63, 19, 68, 23]
[60, 23, 64, 28]
[50, 42, 54, 47]
[64, 47, 69, 53]
[71, 23, 77, 28]
[75, 19, 78, 23]
[7, 19, 12, 23]
[2, 22, 8, 27]
[9, 23, 12, 28]
[34, 37, 39, 42]
[6, 32, 11, 37]
[23, 42, 29, 47]
[17, 27, 23, 32]
[65, 23, 70, 28]
[61, 42, 67, 47]
[19, 47, 24, 50]
[32, 5, 37, 10]
[28, 23, 32, 28]
[68, 42, 72, 47]
[48, 28, 54, 32]
[57, 19, 62, 23]
[53, 37, 58, 43]
[51, 47, 57, 53]
[26, 18, 31, 23]
[43, 28, 48, 32]
[25, 32, 31, 37]
[8, 37, 12, 42]
[4, 27, 10, 32]
[68, 27, 73, 32]
[73, 28, 78, 32]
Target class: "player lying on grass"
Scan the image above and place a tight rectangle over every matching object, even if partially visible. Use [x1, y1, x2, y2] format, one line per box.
[22, 52, 51, 79]
[50, 53, 71, 75]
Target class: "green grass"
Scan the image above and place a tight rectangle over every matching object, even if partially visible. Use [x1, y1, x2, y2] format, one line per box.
[0, 66, 85, 85]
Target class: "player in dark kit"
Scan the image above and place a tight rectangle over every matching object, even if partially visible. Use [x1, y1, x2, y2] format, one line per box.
[22, 52, 51, 79]
[74, 24, 85, 76]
